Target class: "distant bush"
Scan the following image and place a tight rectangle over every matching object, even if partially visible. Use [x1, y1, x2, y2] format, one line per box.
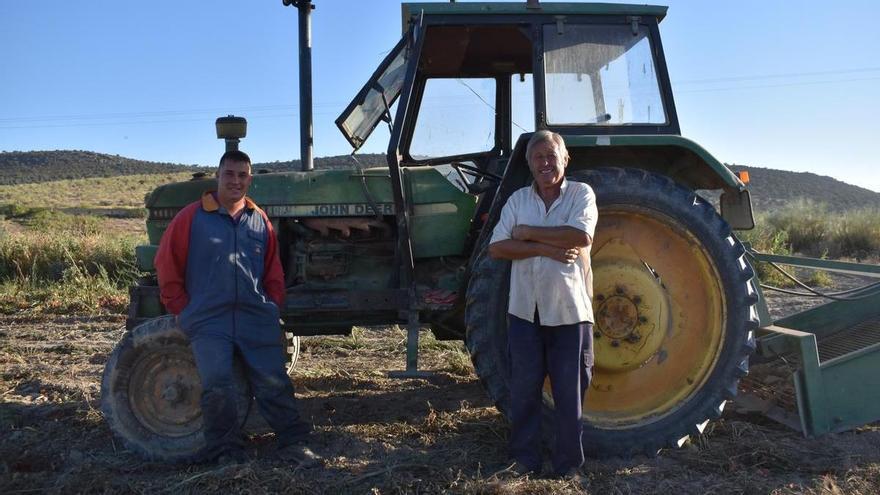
[739, 204, 880, 289]
[738, 220, 794, 287]
[24, 210, 105, 236]
[765, 199, 830, 257]
[828, 209, 880, 261]
[745, 201, 880, 260]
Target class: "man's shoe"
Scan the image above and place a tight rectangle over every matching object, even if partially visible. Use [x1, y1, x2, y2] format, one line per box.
[495, 460, 538, 479]
[557, 467, 588, 487]
[277, 442, 322, 468]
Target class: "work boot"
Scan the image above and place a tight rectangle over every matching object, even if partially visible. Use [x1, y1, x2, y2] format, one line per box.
[557, 467, 588, 488]
[494, 460, 538, 479]
[277, 442, 322, 468]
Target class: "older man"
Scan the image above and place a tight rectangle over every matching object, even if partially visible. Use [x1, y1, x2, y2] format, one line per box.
[489, 130, 597, 478]
[155, 150, 319, 466]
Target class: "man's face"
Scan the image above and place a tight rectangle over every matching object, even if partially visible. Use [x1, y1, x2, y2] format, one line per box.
[528, 139, 567, 192]
[216, 159, 252, 205]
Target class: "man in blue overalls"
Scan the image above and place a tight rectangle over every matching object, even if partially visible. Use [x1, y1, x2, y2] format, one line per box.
[155, 150, 319, 466]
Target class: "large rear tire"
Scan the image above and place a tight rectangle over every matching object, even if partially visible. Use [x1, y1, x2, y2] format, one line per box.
[465, 167, 757, 457]
[100, 316, 252, 462]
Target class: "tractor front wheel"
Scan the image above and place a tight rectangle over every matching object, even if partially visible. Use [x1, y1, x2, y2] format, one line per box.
[100, 316, 251, 462]
[466, 167, 757, 457]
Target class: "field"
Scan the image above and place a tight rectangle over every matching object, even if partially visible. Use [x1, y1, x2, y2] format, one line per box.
[1, 173, 879, 494]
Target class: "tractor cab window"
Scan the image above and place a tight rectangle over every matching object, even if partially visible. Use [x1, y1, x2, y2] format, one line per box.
[543, 23, 665, 125]
[336, 35, 409, 151]
[409, 78, 496, 158]
[512, 73, 536, 143]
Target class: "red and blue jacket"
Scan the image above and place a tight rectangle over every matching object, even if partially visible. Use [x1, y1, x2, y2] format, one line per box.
[154, 192, 285, 335]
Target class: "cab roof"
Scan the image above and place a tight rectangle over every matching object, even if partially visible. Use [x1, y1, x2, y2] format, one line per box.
[402, 2, 668, 32]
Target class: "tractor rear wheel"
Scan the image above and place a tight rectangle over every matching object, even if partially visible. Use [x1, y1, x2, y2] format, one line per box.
[100, 316, 251, 462]
[465, 167, 757, 457]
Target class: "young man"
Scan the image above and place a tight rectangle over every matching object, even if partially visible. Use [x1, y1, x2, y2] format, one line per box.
[489, 130, 597, 478]
[154, 150, 319, 466]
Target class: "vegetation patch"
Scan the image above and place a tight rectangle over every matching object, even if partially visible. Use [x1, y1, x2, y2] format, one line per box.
[0, 218, 140, 315]
[738, 201, 880, 289]
[0, 172, 193, 211]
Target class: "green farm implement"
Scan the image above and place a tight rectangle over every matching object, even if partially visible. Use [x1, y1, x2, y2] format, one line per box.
[100, 1, 880, 461]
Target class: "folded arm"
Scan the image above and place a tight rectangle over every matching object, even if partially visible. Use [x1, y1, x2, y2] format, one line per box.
[511, 225, 592, 249]
[489, 238, 580, 264]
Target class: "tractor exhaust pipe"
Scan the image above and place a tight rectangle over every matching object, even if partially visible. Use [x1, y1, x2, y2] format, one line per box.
[285, 0, 315, 171]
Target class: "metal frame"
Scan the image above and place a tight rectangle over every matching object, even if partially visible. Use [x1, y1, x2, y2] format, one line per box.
[747, 249, 880, 436]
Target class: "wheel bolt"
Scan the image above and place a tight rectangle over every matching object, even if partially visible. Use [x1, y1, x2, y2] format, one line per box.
[162, 385, 180, 402]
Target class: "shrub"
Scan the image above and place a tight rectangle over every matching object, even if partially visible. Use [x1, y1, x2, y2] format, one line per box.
[0, 264, 129, 315]
[738, 220, 794, 288]
[828, 208, 880, 260]
[0, 230, 139, 284]
[766, 199, 830, 256]
[24, 210, 104, 236]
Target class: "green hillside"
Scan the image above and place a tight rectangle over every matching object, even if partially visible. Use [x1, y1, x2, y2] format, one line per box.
[0, 151, 198, 185]
[0, 150, 387, 185]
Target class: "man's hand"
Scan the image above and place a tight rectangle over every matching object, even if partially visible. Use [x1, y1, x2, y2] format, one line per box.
[549, 246, 581, 264]
[511, 225, 530, 241]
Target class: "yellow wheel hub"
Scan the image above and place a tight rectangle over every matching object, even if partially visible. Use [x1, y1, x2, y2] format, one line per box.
[592, 242, 670, 373]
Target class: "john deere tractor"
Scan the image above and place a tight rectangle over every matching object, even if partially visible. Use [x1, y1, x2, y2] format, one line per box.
[101, 1, 880, 462]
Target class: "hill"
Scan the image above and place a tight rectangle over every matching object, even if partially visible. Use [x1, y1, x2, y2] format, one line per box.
[0, 150, 387, 185]
[2, 150, 878, 212]
[0, 151, 199, 186]
[727, 164, 880, 213]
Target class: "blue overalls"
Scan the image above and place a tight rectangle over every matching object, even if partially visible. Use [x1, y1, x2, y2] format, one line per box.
[179, 203, 309, 458]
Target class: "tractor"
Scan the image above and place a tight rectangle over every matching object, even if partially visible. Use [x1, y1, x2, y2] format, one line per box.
[101, 1, 880, 462]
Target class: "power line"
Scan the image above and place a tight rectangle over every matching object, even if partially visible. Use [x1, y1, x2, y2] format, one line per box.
[674, 75, 880, 94]
[2, 66, 878, 130]
[672, 66, 880, 86]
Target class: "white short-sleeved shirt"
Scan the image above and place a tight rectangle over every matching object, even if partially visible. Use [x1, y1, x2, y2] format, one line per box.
[489, 179, 598, 326]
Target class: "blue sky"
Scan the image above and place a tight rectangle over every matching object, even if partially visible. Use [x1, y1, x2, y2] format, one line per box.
[2, 0, 879, 192]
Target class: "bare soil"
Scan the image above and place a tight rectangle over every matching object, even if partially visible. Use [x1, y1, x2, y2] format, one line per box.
[1, 287, 879, 494]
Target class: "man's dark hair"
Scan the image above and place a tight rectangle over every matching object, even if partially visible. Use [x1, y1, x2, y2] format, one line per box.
[219, 150, 252, 169]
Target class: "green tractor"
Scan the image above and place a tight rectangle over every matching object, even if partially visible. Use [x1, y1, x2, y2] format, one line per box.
[101, 1, 880, 462]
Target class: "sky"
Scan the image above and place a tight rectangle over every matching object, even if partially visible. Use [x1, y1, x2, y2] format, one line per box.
[2, 0, 879, 192]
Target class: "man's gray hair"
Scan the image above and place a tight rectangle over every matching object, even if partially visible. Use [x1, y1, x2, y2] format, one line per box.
[525, 130, 570, 165]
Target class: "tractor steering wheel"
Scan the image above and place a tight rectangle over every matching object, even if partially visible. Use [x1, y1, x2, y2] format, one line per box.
[451, 162, 503, 194]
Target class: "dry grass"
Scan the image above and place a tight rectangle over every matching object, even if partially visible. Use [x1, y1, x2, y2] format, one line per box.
[0, 172, 192, 213]
[1, 173, 879, 492]
[1, 316, 879, 494]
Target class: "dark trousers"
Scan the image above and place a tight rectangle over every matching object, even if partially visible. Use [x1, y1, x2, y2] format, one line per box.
[508, 312, 593, 474]
[189, 326, 311, 458]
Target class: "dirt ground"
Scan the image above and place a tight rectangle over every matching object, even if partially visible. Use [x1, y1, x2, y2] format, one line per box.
[1, 284, 879, 494]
